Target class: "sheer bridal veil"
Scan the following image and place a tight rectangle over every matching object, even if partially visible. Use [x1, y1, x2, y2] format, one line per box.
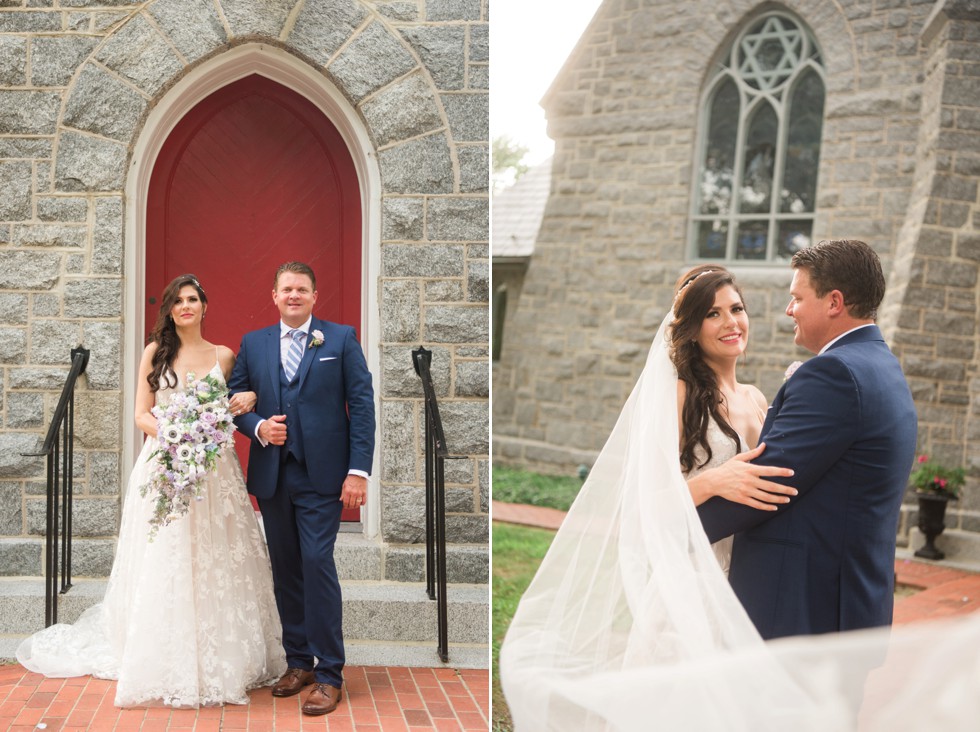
[499, 314, 980, 731]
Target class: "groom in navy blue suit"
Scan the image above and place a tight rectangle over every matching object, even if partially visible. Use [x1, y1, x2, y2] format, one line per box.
[698, 240, 917, 639]
[229, 261, 375, 715]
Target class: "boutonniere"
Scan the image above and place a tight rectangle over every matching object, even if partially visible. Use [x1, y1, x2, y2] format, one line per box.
[784, 360, 803, 381]
[310, 329, 324, 348]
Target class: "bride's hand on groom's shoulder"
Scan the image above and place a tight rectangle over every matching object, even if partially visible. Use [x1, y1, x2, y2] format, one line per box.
[696, 443, 797, 511]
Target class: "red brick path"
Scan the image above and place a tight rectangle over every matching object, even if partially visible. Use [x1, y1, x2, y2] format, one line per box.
[0, 665, 489, 731]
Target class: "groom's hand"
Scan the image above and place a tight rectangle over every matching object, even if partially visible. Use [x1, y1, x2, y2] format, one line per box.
[259, 414, 288, 445]
[341, 474, 367, 510]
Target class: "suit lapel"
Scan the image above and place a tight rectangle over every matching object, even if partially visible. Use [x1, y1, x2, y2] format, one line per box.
[266, 327, 282, 406]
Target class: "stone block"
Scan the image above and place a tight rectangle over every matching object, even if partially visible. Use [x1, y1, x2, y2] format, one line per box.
[55, 131, 126, 192]
[147, 0, 226, 62]
[220, 0, 292, 38]
[9, 368, 74, 389]
[0, 540, 40, 576]
[381, 279, 420, 342]
[441, 92, 488, 142]
[0, 484, 23, 535]
[427, 199, 488, 241]
[0, 138, 52, 158]
[95, 14, 183, 96]
[458, 145, 488, 193]
[443, 457, 473, 484]
[478, 458, 488, 512]
[88, 450, 120, 495]
[384, 544, 488, 583]
[82, 321, 121, 390]
[13, 223, 86, 249]
[468, 62, 488, 90]
[454, 360, 488, 397]
[381, 484, 425, 543]
[445, 513, 487, 544]
[93, 197, 123, 274]
[399, 26, 465, 91]
[382, 197, 424, 241]
[32, 294, 61, 318]
[425, 280, 464, 302]
[0, 11, 60, 33]
[440, 400, 488, 455]
[0, 160, 32, 221]
[0, 434, 44, 479]
[65, 279, 122, 318]
[30, 36, 99, 87]
[329, 21, 417, 102]
[0, 36, 26, 86]
[382, 344, 450, 398]
[468, 24, 488, 63]
[73, 391, 121, 450]
[361, 72, 441, 148]
[71, 538, 115, 577]
[37, 196, 88, 222]
[423, 304, 487, 343]
[380, 402, 418, 484]
[288, 0, 367, 66]
[30, 319, 79, 366]
[6, 392, 43, 429]
[427, 0, 481, 21]
[466, 259, 487, 303]
[0, 91, 59, 135]
[379, 133, 453, 194]
[64, 64, 147, 143]
[374, 2, 418, 22]
[383, 244, 464, 278]
[0, 327, 26, 362]
[27, 496, 119, 537]
[0, 294, 27, 324]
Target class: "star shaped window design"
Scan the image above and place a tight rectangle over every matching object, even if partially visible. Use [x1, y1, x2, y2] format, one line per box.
[737, 16, 803, 92]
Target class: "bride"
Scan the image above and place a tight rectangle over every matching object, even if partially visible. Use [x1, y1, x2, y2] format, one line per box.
[500, 266, 980, 730]
[18, 274, 286, 707]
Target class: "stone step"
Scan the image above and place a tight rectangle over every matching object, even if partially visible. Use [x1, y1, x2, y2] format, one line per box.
[0, 579, 488, 667]
[905, 528, 980, 569]
[0, 534, 489, 585]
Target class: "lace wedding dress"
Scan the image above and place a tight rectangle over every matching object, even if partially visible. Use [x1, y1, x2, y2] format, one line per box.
[17, 363, 286, 707]
[500, 313, 980, 731]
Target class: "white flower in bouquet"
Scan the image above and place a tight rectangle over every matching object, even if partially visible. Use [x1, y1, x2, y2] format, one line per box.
[140, 371, 236, 540]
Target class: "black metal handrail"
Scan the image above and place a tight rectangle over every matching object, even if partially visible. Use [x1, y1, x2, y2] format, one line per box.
[23, 346, 90, 627]
[412, 346, 461, 663]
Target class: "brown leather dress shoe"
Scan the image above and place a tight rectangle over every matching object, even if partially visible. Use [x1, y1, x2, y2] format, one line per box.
[271, 668, 315, 697]
[301, 682, 342, 715]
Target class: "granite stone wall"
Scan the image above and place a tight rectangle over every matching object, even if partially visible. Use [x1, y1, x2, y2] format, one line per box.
[494, 0, 979, 542]
[0, 0, 489, 581]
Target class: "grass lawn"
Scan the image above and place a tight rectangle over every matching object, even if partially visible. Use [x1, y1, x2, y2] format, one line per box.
[491, 521, 556, 732]
[492, 465, 583, 511]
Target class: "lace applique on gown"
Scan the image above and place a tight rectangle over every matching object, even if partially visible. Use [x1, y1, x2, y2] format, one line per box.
[17, 362, 286, 707]
[686, 418, 748, 576]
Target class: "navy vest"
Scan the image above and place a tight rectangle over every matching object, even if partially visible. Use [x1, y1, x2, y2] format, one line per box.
[279, 362, 305, 464]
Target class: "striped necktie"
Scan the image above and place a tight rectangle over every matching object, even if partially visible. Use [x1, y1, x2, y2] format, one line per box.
[283, 329, 305, 382]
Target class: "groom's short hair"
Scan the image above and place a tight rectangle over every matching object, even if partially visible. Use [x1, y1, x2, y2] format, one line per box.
[274, 261, 317, 291]
[792, 239, 885, 320]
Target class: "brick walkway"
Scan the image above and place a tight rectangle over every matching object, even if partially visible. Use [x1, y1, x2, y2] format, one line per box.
[0, 665, 489, 731]
[493, 500, 980, 626]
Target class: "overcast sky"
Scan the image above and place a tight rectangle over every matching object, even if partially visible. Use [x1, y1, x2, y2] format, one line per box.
[490, 0, 604, 166]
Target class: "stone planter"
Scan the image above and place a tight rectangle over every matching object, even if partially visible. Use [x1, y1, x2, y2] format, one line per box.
[914, 493, 953, 560]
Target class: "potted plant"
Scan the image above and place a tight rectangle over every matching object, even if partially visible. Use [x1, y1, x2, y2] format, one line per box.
[910, 454, 966, 560]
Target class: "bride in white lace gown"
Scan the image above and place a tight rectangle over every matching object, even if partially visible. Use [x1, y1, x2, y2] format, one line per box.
[17, 274, 285, 707]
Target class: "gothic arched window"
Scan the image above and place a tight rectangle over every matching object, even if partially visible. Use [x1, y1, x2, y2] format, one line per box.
[690, 12, 825, 261]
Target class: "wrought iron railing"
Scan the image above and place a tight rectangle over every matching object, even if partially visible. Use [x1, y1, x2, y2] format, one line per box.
[23, 346, 90, 627]
[412, 347, 462, 662]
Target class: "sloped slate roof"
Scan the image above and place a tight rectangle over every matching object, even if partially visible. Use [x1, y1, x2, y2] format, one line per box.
[491, 157, 552, 259]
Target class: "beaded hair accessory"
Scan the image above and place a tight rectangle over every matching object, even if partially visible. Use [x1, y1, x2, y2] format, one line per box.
[673, 269, 714, 303]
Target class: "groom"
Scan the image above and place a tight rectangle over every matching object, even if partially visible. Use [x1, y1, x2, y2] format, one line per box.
[229, 261, 375, 715]
[698, 240, 917, 639]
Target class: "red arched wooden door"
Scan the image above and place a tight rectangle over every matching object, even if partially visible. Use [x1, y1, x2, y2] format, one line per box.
[147, 74, 363, 520]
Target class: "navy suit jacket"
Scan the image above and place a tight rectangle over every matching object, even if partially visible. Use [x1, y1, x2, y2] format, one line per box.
[228, 317, 375, 500]
[697, 325, 917, 638]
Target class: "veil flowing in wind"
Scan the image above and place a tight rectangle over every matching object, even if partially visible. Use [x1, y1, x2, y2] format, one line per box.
[499, 313, 980, 731]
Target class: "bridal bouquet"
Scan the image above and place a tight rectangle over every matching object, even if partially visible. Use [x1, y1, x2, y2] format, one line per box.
[140, 372, 236, 539]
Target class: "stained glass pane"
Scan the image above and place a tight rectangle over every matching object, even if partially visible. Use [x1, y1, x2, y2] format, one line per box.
[781, 70, 824, 213]
[698, 80, 739, 215]
[777, 220, 812, 259]
[737, 16, 802, 91]
[696, 220, 728, 259]
[738, 103, 777, 214]
[736, 220, 768, 260]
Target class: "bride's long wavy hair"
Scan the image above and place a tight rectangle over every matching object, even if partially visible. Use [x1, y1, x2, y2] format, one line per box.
[669, 265, 744, 473]
[146, 274, 208, 392]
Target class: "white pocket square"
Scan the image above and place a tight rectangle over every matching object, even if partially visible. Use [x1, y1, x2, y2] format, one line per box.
[319, 356, 338, 361]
